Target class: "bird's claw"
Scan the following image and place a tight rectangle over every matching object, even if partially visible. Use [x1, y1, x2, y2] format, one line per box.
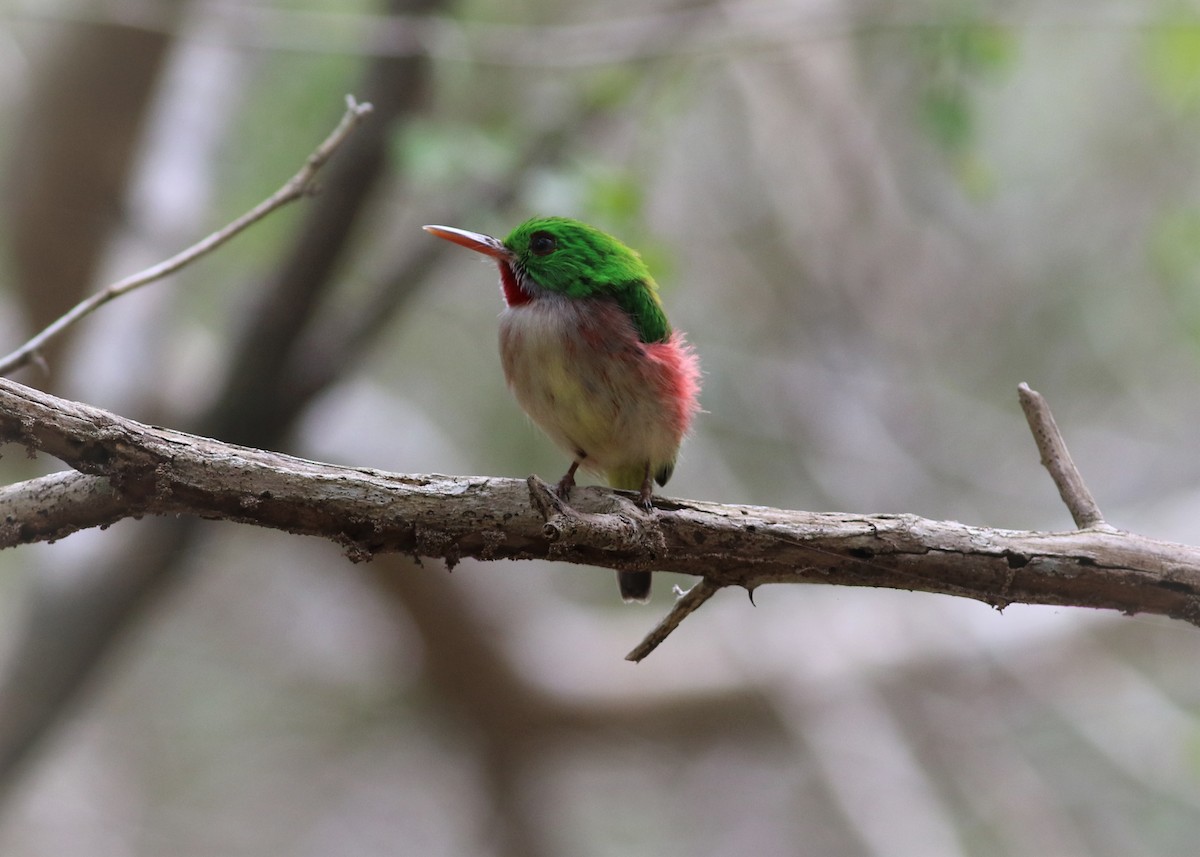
[638, 478, 655, 512]
[556, 458, 582, 501]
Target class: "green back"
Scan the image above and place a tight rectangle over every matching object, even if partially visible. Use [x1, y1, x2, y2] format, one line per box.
[503, 217, 671, 344]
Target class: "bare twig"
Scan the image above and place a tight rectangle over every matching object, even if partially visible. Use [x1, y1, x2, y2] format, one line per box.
[626, 579, 720, 662]
[1018, 382, 1108, 530]
[0, 95, 374, 377]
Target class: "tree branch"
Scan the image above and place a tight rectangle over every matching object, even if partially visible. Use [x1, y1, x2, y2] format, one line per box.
[626, 579, 720, 662]
[1, 375, 1199, 657]
[1018, 382, 1107, 529]
[0, 470, 123, 543]
[0, 95, 374, 377]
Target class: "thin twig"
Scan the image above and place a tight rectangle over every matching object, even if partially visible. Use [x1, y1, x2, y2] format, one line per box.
[0, 95, 375, 377]
[1018, 382, 1108, 529]
[626, 579, 720, 662]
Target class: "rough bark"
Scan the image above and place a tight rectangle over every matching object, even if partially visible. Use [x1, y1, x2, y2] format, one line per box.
[1, 376, 1197, 630]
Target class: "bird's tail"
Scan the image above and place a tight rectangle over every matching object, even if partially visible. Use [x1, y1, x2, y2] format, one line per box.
[617, 570, 652, 603]
[609, 464, 653, 602]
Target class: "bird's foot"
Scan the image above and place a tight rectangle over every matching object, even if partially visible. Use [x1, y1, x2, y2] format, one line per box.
[556, 473, 575, 500]
[556, 460, 580, 501]
[638, 473, 655, 512]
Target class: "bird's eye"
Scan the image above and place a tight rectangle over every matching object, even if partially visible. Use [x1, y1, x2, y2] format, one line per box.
[529, 231, 557, 256]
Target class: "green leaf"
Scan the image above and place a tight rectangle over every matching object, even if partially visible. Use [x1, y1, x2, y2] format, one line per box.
[1142, 17, 1200, 111]
[956, 24, 1018, 75]
[919, 87, 974, 153]
[1149, 207, 1200, 342]
[1150, 208, 1200, 287]
[1143, 21, 1200, 113]
[911, 18, 1016, 173]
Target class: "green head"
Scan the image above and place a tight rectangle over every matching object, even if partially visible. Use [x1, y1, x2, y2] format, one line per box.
[424, 216, 671, 344]
[502, 217, 651, 295]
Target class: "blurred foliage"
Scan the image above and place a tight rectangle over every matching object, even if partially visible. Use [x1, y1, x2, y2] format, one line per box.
[914, 17, 1017, 195]
[1144, 17, 1200, 113]
[1149, 206, 1200, 344]
[399, 119, 517, 191]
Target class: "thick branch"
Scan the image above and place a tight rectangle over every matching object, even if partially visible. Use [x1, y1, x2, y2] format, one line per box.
[1, 376, 1199, 629]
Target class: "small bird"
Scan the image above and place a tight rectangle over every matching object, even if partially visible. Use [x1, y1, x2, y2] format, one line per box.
[424, 217, 701, 602]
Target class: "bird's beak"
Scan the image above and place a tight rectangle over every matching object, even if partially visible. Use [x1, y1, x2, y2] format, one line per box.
[423, 225, 512, 260]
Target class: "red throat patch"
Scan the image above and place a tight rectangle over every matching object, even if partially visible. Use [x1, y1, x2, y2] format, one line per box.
[498, 262, 531, 307]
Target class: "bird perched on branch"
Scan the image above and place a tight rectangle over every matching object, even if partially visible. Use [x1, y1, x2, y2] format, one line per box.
[424, 217, 701, 602]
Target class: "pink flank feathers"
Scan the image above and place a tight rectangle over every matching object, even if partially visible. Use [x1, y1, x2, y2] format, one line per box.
[643, 332, 702, 448]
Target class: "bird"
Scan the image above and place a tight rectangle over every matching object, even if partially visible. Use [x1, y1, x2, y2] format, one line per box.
[423, 216, 701, 602]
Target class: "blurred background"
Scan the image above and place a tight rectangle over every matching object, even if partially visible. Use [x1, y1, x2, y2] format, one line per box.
[1, 0, 1200, 854]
